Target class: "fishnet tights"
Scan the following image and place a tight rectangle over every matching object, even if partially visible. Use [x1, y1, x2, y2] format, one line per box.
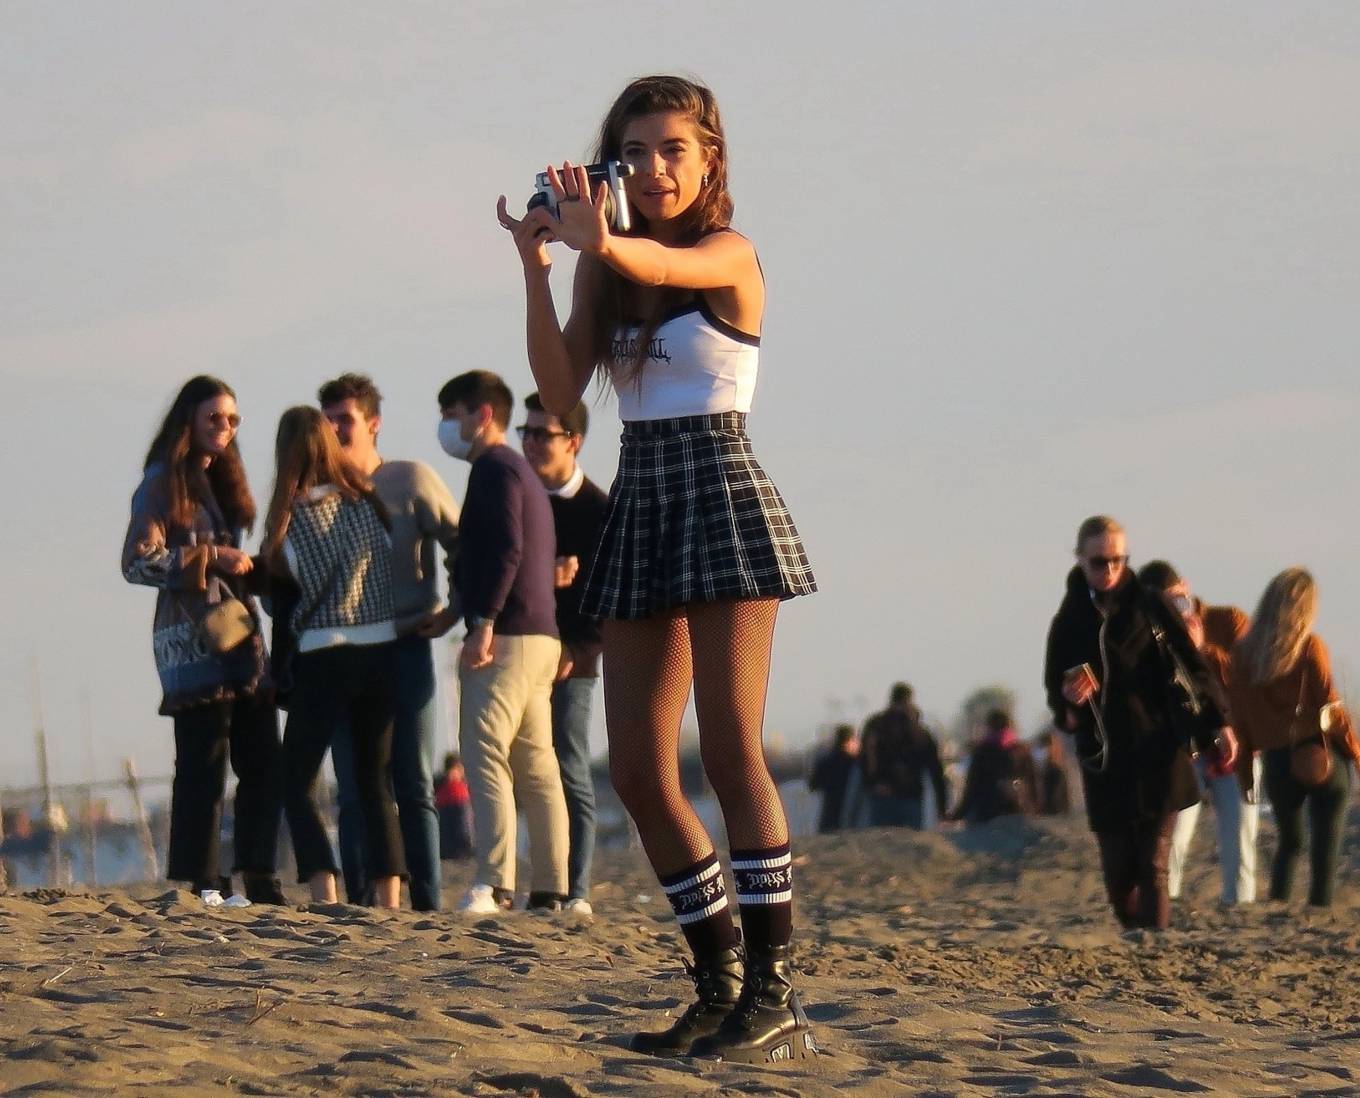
[603, 597, 789, 878]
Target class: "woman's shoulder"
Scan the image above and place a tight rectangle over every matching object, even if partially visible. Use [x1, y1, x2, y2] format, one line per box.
[130, 461, 173, 510]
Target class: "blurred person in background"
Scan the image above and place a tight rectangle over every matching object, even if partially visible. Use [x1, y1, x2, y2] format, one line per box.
[860, 683, 948, 830]
[808, 725, 859, 834]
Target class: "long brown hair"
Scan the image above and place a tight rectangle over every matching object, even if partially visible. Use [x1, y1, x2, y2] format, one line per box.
[584, 75, 734, 382]
[143, 375, 256, 532]
[261, 406, 372, 569]
[1235, 567, 1317, 685]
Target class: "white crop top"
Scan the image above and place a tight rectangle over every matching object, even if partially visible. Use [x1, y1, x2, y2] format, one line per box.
[609, 298, 760, 422]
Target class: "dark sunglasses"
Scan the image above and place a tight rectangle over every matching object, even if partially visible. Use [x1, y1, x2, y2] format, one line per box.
[1084, 555, 1128, 570]
[208, 412, 242, 429]
[515, 425, 573, 444]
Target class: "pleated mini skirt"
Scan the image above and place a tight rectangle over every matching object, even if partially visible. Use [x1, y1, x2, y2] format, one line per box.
[579, 412, 817, 621]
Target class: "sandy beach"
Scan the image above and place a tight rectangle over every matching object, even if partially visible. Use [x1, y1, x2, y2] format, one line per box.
[2, 810, 1357, 1097]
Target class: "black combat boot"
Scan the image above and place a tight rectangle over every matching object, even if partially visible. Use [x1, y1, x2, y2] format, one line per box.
[688, 944, 818, 1064]
[631, 944, 745, 1056]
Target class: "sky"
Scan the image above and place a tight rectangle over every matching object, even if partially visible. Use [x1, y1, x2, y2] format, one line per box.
[3, 2, 1359, 794]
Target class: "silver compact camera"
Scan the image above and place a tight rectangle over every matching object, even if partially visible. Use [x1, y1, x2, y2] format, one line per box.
[527, 160, 634, 232]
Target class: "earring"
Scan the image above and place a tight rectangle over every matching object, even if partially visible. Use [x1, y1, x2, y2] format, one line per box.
[702, 173, 709, 186]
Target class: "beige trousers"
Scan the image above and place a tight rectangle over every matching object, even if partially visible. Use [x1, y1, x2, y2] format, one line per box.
[458, 632, 569, 894]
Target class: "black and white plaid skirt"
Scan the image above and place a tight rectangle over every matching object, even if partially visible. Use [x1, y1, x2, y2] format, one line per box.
[579, 413, 817, 621]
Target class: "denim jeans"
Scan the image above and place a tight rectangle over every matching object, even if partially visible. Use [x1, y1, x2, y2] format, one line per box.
[1168, 754, 1262, 904]
[333, 634, 443, 910]
[551, 677, 598, 900]
[869, 795, 924, 830]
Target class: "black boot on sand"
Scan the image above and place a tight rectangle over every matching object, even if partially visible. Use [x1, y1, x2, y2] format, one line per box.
[689, 944, 818, 1065]
[631, 944, 744, 1056]
[243, 873, 287, 905]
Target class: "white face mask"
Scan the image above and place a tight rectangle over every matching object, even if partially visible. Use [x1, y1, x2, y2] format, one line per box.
[438, 417, 474, 460]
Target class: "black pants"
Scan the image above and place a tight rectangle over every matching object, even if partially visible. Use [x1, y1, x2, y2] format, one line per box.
[283, 643, 407, 884]
[168, 693, 282, 885]
[1094, 813, 1177, 929]
[1264, 745, 1353, 906]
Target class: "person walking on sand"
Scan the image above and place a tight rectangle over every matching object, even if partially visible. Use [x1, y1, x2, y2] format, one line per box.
[947, 710, 1038, 825]
[320, 372, 462, 912]
[1229, 569, 1360, 907]
[495, 75, 818, 1063]
[518, 391, 609, 917]
[860, 683, 948, 831]
[262, 407, 407, 910]
[437, 370, 570, 914]
[1044, 516, 1238, 930]
[122, 376, 284, 908]
[808, 725, 859, 834]
[1138, 560, 1258, 906]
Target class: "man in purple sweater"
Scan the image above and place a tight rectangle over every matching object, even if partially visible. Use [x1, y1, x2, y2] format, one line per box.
[437, 370, 569, 914]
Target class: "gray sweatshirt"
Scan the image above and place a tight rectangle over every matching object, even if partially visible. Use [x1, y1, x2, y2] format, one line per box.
[371, 459, 461, 635]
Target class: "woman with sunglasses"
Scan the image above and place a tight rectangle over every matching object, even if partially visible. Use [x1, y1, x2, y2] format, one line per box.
[1229, 569, 1360, 906]
[1043, 516, 1237, 929]
[122, 375, 284, 906]
[496, 76, 817, 1064]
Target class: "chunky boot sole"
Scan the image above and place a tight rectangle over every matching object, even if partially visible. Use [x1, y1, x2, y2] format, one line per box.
[711, 1023, 820, 1065]
[631, 1005, 733, 1056]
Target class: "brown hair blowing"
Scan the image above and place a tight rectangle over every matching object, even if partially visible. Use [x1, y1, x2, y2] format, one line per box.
[261, 406, 374, 570]
[1235, 567, 1318, 685]
[582, 75, 734, 382]
[144, 375, 256, 533]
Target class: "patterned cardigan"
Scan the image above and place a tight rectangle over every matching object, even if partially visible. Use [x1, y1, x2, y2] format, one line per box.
[121, 462, 267, 714]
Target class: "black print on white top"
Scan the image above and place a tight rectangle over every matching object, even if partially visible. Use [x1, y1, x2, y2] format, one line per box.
[612, 333, 671, 365]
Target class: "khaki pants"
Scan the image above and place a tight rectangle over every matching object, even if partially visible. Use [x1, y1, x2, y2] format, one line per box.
[458, 633, 569, 894]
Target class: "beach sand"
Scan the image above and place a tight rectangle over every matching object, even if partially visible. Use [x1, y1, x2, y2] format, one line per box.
[1, 811, 1357, 1096]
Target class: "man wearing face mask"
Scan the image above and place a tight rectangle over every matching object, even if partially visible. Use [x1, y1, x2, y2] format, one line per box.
[437, 370, 570, 913]
[318, 373, 461, 912]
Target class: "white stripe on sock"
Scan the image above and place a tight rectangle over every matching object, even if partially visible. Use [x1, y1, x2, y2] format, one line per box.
[663, 860, 722, 895]
[676, 893, 730, 924]
[731, 853, 792, 871]
[734, 890, 793, 905]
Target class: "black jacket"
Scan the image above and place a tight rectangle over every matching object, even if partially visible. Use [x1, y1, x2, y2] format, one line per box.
[1044, 567, 1226, 831]
[860, 707, 948, 809]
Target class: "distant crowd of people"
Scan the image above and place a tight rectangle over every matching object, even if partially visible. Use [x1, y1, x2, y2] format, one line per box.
[807, 686, 1070, 835]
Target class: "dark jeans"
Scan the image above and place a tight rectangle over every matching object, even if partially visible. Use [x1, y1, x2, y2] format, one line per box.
[1263, 745, 1353, 906]
[869, 794, 924, 830]
[284, 644, 407, 885]
[1095, 813, 1177, 929]
[551, 677, 598, 901]
[333, 635, 442, 909]
[168, 694, 282, 885]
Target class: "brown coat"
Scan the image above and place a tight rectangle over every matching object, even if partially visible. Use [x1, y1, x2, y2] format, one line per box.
[1228, 634, 1360, 763]
[1200, 602, 1248, 654]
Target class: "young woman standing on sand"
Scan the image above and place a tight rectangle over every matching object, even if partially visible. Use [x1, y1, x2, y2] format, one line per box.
[122, 376, 284, 906]
[1230, 569, 1360, 906]
[1044, 515, 1238, 930]
[496, 76, 818, 1064]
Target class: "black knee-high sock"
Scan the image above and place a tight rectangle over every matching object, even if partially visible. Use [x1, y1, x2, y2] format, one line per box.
[732, 843, 793, 952]
[660, 852, 738, 957]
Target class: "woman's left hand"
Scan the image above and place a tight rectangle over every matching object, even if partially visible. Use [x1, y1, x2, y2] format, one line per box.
[545, 162, 611, 255]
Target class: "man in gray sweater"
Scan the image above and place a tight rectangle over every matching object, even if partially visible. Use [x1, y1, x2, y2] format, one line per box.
[321, 373, 461, 911]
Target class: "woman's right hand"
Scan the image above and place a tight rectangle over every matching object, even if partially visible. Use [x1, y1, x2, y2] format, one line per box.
[212, 546, 253, 576]
[496, 195, 556, 271]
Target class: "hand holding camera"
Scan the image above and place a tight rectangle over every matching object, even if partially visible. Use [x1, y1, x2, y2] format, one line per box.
[495, 160, 634, 269]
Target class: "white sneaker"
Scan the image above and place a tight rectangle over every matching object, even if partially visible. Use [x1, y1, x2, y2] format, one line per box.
[223, 894, 253, 909]
[199, 889, 226, 908]
[457, 884, 504, 914]
[563, 897, 593, 918]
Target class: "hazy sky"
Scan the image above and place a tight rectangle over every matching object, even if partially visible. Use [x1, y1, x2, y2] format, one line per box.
[4, 2, 1359, 792]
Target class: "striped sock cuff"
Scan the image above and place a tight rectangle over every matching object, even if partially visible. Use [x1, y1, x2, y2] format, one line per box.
[731, 844, 793, 906]
[661, 854, 730, 926]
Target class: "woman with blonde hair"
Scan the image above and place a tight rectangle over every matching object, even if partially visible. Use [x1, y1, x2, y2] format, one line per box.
[263, 406, 407, 909]
[1230, 569, 1359, 906]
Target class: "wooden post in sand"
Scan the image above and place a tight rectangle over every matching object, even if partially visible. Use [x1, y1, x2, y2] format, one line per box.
[123, 758, 160, 882]
[32, 661, 65, 888]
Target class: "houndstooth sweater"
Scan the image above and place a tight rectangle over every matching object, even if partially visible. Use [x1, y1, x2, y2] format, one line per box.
[283, 486, 397, 653]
